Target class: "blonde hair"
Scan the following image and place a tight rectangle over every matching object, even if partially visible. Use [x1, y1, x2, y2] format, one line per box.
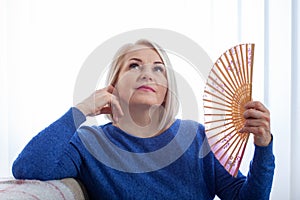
[105, 39, 179, 130]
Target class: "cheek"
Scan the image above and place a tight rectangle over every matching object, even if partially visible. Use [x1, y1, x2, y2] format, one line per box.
[157, 77, 168, 93]
[115, 73, 135, 99]
[157, 81, 168, 101]
[116, 85, 131, 102]
[155, 73, 167, 85]
[159, 87, 168, 101]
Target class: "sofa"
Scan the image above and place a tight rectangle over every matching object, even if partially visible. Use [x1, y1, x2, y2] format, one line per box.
[0, 178, 89, 199]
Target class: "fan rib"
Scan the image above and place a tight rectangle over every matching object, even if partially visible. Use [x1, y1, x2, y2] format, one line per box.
[211, 69, 235, 97]
[218, 58, 238, 92]
[205, 83, 232, 103]
[213, 131, 239, 155]
[233, 133, 250, 176]
[204, 90, 231, 105]
[225, 134, 245, 173]
[238, 45, 247, 85]
[203, 98, 231, 109]
[204, 113, 230, 117]
[215, 62, 237, 95]
[249, 44, 255, 99]
[205, 121, 233, 133]
[208, 75, 233, 99]
[208, 127, 235, 146]
[207, 125, 235, 143]
[204, 117, 233, 125]
[204, 106, 231, 112]
[245, 44, 250, 87]
[224, 53, 242, 89]
[228, 134, 248, 176]
[217, 132, 241, 161]
[229, 48, 243, 87]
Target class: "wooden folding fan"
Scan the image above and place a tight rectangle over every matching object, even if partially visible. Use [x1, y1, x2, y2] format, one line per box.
[203, 43, 255, 177]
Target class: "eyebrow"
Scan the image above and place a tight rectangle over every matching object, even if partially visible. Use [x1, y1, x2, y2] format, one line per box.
[129, 58, 164, 65]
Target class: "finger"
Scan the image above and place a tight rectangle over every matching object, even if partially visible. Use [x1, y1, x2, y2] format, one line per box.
[91, 87, 117, 116]
[96, 85, 115, 95]
[106, 85, 116, 94]
[243, 108, 265, 119]
[244, 118, 269, 128]
[244, 110, 270, 129]
[239, 126, 271, 146]
[239, 126, 266, 135]
[244, 101, 269, 114]
[111, 96, 124, 116]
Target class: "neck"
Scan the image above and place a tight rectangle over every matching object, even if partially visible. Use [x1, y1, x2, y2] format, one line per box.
[114, 104, 167, 138]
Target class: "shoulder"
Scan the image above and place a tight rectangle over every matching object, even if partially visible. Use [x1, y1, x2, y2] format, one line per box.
[171, 119, 207, 144]
[70, 123, 113, 145]
[176, 119, 205, 133]
[76, 122, 113, 136]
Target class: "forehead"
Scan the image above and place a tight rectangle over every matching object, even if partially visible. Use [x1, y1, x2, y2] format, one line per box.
[123, 45, 163, 62]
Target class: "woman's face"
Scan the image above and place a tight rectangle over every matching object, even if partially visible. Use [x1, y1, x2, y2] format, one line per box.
[115, 45, 168, 108]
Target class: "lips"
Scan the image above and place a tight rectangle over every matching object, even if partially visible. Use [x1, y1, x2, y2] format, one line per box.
[137, 85, 156, 92]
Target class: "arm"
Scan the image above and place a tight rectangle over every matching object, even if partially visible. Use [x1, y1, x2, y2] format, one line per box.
[12, 85, 123, 180]
[239, 140, 275, 199]
[216, 101, 275, 199]
[12, 107, 86, 180]
[215, 139, 275, 200]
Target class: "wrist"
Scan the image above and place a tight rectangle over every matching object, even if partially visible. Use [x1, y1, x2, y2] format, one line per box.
[75, 103, 90, 116]
[254, 133, 272, 147]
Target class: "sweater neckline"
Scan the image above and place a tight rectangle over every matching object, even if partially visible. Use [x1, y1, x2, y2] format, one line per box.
[99, 119, 181, 152]
[104, 119, 180, 140]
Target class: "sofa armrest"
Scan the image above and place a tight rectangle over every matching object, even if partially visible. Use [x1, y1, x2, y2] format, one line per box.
[61, 178, 89, 200]
[0, 178, 88, 200]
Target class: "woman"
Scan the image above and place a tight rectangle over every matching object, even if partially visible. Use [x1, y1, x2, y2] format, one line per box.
[12, 39, 275, 199]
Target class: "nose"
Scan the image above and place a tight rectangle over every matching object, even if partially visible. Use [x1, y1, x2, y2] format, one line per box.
[140, 72, 153, 81]
[139, 66, 153, 81]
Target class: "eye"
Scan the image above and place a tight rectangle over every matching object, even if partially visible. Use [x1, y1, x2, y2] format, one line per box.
[129, 63, 141, 70]
[153, 65, 165, 73]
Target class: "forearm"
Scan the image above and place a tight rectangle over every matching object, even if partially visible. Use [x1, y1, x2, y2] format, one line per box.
[12, 107, 86, 180]
[216, 138, 275, 200]
[238, 139, 275, 199]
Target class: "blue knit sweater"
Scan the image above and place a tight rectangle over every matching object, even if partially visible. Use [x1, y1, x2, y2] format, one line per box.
[12, 108, 275, 200]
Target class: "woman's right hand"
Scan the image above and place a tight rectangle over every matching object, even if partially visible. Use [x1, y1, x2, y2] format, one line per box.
[75, 85, 124, 122]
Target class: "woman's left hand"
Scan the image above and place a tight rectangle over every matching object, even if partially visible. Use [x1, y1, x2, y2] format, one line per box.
[240, 101, 272, 147]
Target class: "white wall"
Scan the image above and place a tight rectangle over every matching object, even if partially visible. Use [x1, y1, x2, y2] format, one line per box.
[0, 0, 298, 199]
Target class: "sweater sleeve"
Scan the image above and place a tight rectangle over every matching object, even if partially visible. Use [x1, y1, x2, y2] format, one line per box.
[215, 137, 275, 200]
[12, 107, 86, 180]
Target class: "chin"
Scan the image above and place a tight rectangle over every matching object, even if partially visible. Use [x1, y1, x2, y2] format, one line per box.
[129, 98, 163, 108]
[130, 101, 160, 107]
[128, 94, 163, 106]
